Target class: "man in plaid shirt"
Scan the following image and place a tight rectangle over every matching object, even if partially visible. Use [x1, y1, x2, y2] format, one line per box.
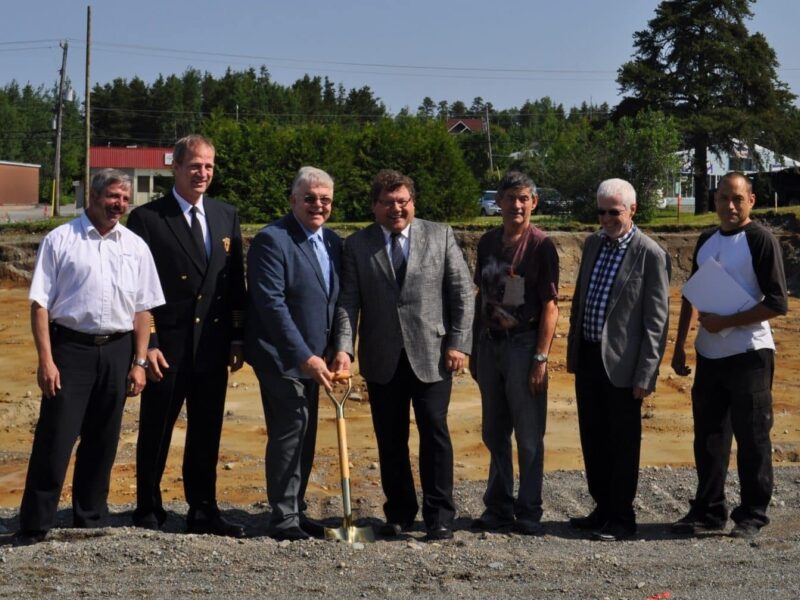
[566, 178, 671, 541]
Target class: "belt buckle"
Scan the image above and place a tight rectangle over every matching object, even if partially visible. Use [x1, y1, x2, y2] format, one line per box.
[93, 334, 111, 345]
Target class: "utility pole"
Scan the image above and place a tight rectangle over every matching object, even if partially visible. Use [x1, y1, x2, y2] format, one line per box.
[83, 6, 92, 209]
[485, 104, 494, 176]
[53, 40, 68, 217]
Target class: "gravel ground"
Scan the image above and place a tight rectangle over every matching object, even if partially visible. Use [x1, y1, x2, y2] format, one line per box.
[1, 466, 799, 599]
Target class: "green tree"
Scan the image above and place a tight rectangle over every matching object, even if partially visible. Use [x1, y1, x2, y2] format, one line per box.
[617, 0, 796, 213]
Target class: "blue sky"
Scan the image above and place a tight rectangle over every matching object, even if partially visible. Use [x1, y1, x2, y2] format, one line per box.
[1, 0, 797, 114]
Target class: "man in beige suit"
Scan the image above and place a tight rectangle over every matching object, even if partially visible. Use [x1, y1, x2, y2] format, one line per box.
[332, 169, 473, 542]
[566, 178, 671, 541]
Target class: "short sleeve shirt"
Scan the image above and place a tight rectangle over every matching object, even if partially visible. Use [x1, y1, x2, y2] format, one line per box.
[474, 225, 559, 330]
[29, 213, 165, 334]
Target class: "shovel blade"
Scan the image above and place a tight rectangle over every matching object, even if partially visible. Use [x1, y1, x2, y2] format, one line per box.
[324, 524, 375, 543]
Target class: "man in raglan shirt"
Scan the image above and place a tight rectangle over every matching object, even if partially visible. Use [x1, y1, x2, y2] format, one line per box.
[671, 171, 788, 539]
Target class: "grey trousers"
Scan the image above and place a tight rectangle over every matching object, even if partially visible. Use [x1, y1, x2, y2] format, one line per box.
[255, 370, 319, 532]
[476, 329, 547, 523]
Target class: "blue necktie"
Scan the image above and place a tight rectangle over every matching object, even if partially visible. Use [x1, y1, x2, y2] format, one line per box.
[311, 235, 330, 291]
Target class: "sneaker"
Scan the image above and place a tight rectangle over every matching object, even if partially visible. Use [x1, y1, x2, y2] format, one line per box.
[671, 512, 726, 535]
[729, 522, 760, 540]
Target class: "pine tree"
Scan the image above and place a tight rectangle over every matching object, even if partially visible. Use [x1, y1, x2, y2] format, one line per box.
[617, 0, 795, 213]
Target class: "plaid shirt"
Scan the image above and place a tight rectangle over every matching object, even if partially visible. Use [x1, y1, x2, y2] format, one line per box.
[582, 226, 636, 343]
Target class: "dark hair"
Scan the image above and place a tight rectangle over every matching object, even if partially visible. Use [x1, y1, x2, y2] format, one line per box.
[497, 171, 536, 198]
[369, 169, 416, 204]
[90, 168, 132, 197]
[173, 134, 215, 165]
[718, 171, 753, 194]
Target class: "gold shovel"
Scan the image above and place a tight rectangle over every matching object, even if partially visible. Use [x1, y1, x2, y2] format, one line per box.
[323, 372, 375, 543]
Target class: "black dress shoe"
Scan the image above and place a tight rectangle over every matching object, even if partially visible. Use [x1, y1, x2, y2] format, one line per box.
[424, 526, 453, 542]
[471, 516, 513, 532]
[13, 530, 47, 546]
[379, 520, 414, 538]
[269, 526, 310, 542]
[299, 516, 326, 539]
[132, 512, 162, 530]
[671, 511, 726, 535]
[513, 519, 543, 536]
[187, 513, 246, 538]
[591, 521, 637, 542]
[569, 510, 606, 531]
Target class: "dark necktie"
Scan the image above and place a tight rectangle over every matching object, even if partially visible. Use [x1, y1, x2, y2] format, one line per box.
[190, 206, 207, 265]
[391, 232, 406, 286]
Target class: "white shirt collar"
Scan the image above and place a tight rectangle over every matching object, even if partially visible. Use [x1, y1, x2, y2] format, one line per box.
[173, 187, 205, 216]
[80, 211, 121, 240]
[379, 223, 411, 243]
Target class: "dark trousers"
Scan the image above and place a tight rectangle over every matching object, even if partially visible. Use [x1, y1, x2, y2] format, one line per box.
[20, 331, 132, 532]
[690, 348, 774, 527]
[135, 364, 228, 520]
[255, 370, 319, 532]
[575, 341, 642, 527]
[366, 351, 455, 529]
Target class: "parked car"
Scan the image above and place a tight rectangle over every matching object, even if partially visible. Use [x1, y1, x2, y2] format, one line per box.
[478, 190, 500, 216]
[536, 187, 572, 216]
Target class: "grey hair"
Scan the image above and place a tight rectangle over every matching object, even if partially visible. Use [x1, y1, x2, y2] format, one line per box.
[497, 171, 537, 198]
[292, 166, 334, 195]
[173, 134, 215, 165]
[596, 178, 636, 208]
[90, 169, 132, 197]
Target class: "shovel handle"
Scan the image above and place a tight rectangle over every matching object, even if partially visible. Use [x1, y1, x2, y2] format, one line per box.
[331, 371, 351, 382]
[336, 417, 350, 480]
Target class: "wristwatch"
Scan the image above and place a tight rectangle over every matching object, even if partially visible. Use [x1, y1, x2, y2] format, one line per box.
[132, 357, 149, 369]
[533, 353, 548, 363]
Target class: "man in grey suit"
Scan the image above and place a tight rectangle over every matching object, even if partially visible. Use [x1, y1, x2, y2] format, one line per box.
[244, 166, 341, 541]
[566, 178, 671, 541]
[332, 170, 473, 542]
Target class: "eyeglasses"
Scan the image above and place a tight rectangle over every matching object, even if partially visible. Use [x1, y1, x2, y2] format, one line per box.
[377, 198, 413, 208]
[596, 208, 624, 217]
[303, 194, 332, 206]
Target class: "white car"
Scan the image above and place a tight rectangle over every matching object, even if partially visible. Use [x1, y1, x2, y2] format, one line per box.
[478, 191, 500, 216]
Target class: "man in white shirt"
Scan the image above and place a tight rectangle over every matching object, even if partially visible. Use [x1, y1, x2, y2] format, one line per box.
[15, 169, 164, 546]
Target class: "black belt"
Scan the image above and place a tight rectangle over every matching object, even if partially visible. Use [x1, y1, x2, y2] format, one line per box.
[484, 322, 538, 340]
[51, 324, 131, 346]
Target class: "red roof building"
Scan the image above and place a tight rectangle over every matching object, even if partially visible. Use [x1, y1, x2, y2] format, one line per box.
[89, 146, 174, 205]
[446, 118, 485, 134]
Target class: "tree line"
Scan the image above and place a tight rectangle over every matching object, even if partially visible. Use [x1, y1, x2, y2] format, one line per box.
[1, 0, 798, 221]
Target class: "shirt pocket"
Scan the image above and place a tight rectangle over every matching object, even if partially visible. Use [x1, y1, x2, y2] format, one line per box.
[115, 252, 139, 294]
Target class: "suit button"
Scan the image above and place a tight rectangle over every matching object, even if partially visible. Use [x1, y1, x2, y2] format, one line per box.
[213, 318, 219, 323]
[197, 294, 202, 300]
[217, 296, 222, 300]
[195, 317, 200, 324]
[181, 275, 188, 280]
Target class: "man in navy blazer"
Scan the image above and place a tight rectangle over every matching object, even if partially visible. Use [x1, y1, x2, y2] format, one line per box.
[244, 166, 342, 541]
[127, 135, 247, 537]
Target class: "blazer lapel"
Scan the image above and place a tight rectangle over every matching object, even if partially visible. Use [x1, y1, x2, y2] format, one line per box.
[287, 214, 328, 294]
[579, 233, 602, 313]
[367, 223, 397, 290]
[204, 199, 225, 276]
[608, 230, 642, 311]
[163, 193, 207, 275]
[324, 228, 339, 300]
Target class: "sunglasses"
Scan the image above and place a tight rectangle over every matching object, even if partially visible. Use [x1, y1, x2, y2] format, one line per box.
[303, 194, 332, 206]
[596, 208, 624, 216]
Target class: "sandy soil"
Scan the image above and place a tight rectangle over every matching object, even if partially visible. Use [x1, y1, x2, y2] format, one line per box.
[1, 284, 798, 511]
